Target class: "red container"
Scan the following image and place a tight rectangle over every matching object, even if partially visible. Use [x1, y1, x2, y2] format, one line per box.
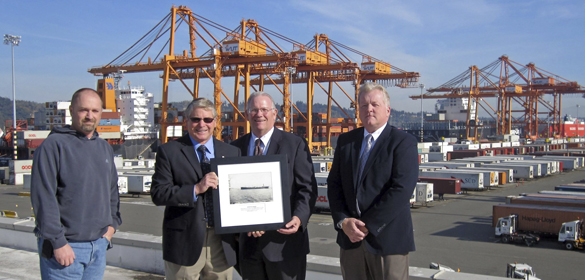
[418, 177, 461, 194]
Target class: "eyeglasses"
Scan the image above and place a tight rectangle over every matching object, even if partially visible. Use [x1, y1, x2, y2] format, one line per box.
[190, 117, 215, 123]
[249, 108, 275, 115]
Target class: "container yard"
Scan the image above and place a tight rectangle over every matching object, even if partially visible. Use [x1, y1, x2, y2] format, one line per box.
[2, 3, 585, 279]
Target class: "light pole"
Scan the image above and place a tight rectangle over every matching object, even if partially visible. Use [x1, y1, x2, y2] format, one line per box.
[577, 104, 580, 138]
[287, 67, 296, 133]
[4, 34, 21, 160]
[419, 83, 425, 142]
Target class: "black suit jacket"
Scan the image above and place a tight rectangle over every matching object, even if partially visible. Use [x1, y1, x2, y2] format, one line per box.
[231, 129, 318, 262]
[151, 135, 240, 266]
[327, 125, 418, 255]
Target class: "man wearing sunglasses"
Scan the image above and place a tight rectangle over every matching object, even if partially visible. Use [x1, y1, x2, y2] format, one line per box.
[151, 98, 240, 280]
[231, 92, 318, 280]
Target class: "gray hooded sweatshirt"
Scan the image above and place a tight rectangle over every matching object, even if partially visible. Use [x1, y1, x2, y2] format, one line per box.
[30, 125, 122, 250]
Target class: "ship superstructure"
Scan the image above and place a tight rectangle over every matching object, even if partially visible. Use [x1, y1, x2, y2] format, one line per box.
[116, 86, 156, 140]
[435, 97, 476, 121]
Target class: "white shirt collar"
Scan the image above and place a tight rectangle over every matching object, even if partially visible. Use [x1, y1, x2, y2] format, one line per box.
[363, 123, 387, 141]
[250, 127, 275, 155]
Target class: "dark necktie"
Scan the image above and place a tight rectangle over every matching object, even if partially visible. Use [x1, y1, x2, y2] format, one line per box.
[254, 138, 264, 156]
[357, 134, 373, 183]
[356, 134, 373, 215]
[197, 145, 214, 227]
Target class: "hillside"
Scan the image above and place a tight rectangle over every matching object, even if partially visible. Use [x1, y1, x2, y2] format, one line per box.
[0, 97, 422, 131]
[0, 96, 45, 130]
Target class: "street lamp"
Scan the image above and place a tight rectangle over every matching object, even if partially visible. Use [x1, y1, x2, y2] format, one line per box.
[4, 34, 21, 160]
[419, 83, 425, 142]
[577, 104, 580, 138]
[287, 67, 296, 133]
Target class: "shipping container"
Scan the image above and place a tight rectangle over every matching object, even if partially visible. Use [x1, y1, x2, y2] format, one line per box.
[313, 161, 329, 173]
[555, 185, 585, 193]
[99, 119, 121, 126]
[315, 186, 330, 211]
[25, 139, 45, 148]
[314, 173, 327, 186]
[9, 160, 33, 174]
[508, 195, 585, 208]
[429, 145, 454, 153]
[421, 162, 476, 169]
[418, 177, 461, 195]
[492, 204, 585, 234]
[441, 169, 498, 187]
[522, 193, 585, 200]
[99, 132, 122, 139]
[483, 163, 533, 180]
[126, 174, 153, 193]
[426, 152, 447, 162]
[540, 156, 579, 170]
[96, 125, 121, 132]
[419, 170, 483, 190]
[101, 112, 121, 119]
[539, 190, 585, 197]
[9, 173, 24, 185]
[457, 167, 513, 184]
[17, 130, 51, 139]
[118, 176, 128, 194]
[23, 174, 31, 190]
[415, 182, 434, 205]
[360, 62, 391, 74]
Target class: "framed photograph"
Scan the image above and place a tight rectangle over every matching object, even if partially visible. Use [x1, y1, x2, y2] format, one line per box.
[210, 154, 291, 234]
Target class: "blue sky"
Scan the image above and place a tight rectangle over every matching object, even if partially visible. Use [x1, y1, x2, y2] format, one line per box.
[2, 0, 585, 117]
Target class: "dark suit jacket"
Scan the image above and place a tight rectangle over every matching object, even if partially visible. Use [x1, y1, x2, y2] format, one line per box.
[151, 135, 240, 266]
[231, 128, 318, 262]
[327, 125, 418, 255]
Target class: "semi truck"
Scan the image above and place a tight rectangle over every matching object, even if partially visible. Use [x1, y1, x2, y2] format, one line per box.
[506, 263, 540, 280]
[558, 219, 585, 250]
[494, 214, 540, 246]
[493, 204, 585, 235]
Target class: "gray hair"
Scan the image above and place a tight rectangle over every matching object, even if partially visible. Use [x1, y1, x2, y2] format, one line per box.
[358, 82, 390, 106]
[184, 98, 217, 118]
[246, 92, 276, 113]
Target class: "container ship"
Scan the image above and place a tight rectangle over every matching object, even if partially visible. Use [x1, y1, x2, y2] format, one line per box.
[0, 81, 166, 160]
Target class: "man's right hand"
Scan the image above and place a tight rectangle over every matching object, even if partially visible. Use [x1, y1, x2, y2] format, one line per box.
[195, 172, 218, 195]
[54, 244, 75, 267]
[341, 218, 369, 243]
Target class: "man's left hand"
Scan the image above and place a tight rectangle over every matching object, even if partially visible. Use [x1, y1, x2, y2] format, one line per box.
[102, 226, 115, 242]
[277, 216, 301, 235]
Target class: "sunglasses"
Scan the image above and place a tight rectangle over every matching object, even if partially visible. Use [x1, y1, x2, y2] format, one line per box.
[190, 117, 215, 123]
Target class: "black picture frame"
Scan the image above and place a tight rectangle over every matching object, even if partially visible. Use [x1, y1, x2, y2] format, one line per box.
[210, 154, 291, 234]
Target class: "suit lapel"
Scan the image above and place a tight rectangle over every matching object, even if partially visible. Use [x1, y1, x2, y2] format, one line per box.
[266, 129, 282, 155]
[212, 138, 228, 159]
[179, 136, 203, 178]
[352, 128, 365, 190]
[238, 134, 252, 156]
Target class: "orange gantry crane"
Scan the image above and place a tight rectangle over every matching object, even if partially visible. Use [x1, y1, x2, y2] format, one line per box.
[88, 5, 419, 151]
[411, 55, 585, 141]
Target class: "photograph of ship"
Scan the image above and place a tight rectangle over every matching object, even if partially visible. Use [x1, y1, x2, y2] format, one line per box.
[228, 172, 273, 205]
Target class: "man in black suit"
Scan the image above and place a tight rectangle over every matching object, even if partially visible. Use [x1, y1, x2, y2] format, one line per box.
[327, 83, 419, 280]
[231, 92, 318, 280]
[151, 98, 240, 280]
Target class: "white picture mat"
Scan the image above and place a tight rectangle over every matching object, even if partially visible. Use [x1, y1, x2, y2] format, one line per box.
[217, 161, 284, 227]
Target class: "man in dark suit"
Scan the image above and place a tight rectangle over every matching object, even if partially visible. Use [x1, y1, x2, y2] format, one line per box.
[231, 92, 318, 280]
[151, 98, 240, 280]
[327, 83, 419, 280]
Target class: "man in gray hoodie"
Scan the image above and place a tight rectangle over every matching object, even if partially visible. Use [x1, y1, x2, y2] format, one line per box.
[31, 88, 122, 279]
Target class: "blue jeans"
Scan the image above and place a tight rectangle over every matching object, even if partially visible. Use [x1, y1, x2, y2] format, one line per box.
[37, 237, 110, 280]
